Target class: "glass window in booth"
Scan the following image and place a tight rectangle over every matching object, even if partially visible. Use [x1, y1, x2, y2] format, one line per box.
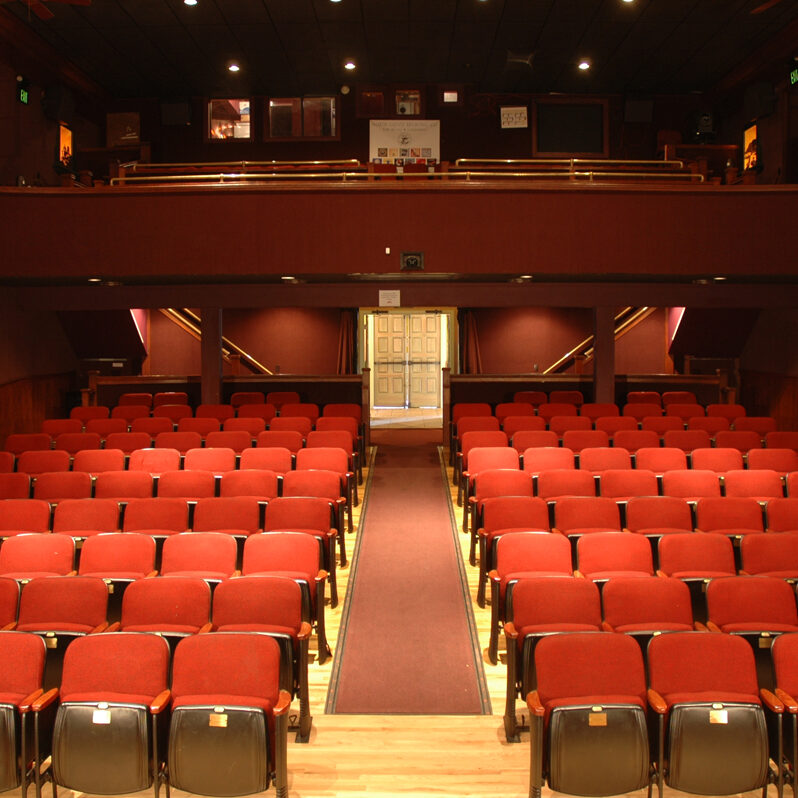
[267, 97, 337, 139]
[208, 99, 251, 140]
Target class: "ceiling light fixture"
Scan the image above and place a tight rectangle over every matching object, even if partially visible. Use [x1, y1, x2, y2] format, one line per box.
[578, 60, 591, 71]
[183, 0, 197, 5]
[344, 60, 356, 71]
[228, 62, 240, 73]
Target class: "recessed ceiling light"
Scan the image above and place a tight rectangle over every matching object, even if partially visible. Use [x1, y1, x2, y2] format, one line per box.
[713, 276, 727, 282]
[87, 277, 102, 283]
[281, 275, 296, 281]
[228, 62, 240, 73]
[344, 60, 356, 71]
[621, 0, 634, 3]
[184, 0, 197, 5]
[330, 0, 342, 3]
[578, 60, 591, 71]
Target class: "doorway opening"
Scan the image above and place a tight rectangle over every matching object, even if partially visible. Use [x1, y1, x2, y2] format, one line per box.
[360, 308, 456, 429]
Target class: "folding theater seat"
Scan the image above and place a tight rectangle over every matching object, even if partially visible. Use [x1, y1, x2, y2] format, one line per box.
[0, 631, 47, 797]
[513, 390, 546, 406]
[295, 446, 356, 530]
[624, 495, 694, 546]
[715, 429, 764, 453]
[0, 451, 14, 474]
[579, 402, 619, 422]
[626, 390, 661, 406]
[0, 578, 19, 628]
[212, 575, 312, 742]
[263, 496, 339, 607]
[769, 633, 798, 797]
[151, 404, 193, 426]
[693, 447, 745, 476]
[70, 405, 110, 425]
[647, 631, 773, 797]
[634, 446, 687, 476]
[578, 446, 631, 474]
[641, 415, 685, 439]
[460, 447, 519, 531]
[547, 415, 592, 441]
[41, 418, 83, 439]
[223, 416, 267, 438]
[17, 450, 70, 475]
[156, 469, 216, 501]
[269, 416, 312, 437]
[575, 531, 654, 583]
[53, 432, 101, 456]
[766, 497, 798, 533]
[117, 392, 153, 408]
[475, 494, 548, 607]
[667, 403, 706, 424]
[14, 575, 109, 688]
[0, 499, 52, 539]
[130, 417, 173, 438]
[52, 498, 120, 540]
[748, 447, 798, 476]
[536, 469, 596, 503]
[46, 632, 170, 797]
[611, 428, 661, 453]
[321, 402, 362, 423]
[153, 391, 189, 407]
[230, 391, 266, 409]
[502, 578, 602, 740]
[790, 472, 798, 497]
[594, 415, 637, 436]
[661, 469, 721, 500]
[3, 434, 51, 456]
[662, 429, 712, 453]
[733, 416, 777, 439]
[510, 430, 559, 456]
[0, 534, 76, 582]
[117, 576, 212, 645]
[560, 429, 609, 453]
[521, 446, 574, 475]
[600, 576, 696, 643]
[241, 446, 293, 476]
[167, 633, 290, 797]
[449, 402, 492, 455]
[527, 632, 651, 796]
[128, 447, 181, 476]
[451, 413, 500, 454]
[160, 532, 239, 583]
[306, 429, 361, 486]
[71, 448, 125, 476]
[622, 402, 662, 422]
[220, 469, 279, 502]
[256, 430, 305, 455]
[466, 467, 533, 562]
[707, 402, 747, 421]
[537, 402, 577, 423]
[33, 472, 93, 503]
[280, 402, 321, 426]
[195, 403, 235, 423]
[191, 496, 262, 548]
[661, 390, 697, 406]
[241, 532, 330, 664]
[154, 431, 202, 456]
[549, 390, 583, 406]
[93, 471, 154, 502]
[282, 468, 349, 540]
[694, 496, 765, 543]
[110, 405, 152, 426]
[551, 496, 623, 547]
[723, 469, 784, 501]
[265, 390, 300, 410]
[105, 432, 154, 455]
[458, 431, 512, 500]
[0, 473, 30, 500]
[501, 416, 546, 440]
[183, 446, 237, 475]
[740, 534, 798, 580]
[686, 415, 730, 439]
[494, 402, 534, 426]
[177, 417, 221, 439]
[311, 417, 362, 458]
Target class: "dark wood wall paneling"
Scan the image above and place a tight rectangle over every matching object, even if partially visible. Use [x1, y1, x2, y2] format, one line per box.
[0, 372, 74, 444]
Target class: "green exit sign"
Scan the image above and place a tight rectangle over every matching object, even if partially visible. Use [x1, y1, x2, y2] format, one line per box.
[16, 78, 29, 105]
[791, 67, 798, 87]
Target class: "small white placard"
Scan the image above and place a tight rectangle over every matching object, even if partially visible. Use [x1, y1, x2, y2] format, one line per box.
[379, 290, 401, 307]
[500, 106, 528, 129]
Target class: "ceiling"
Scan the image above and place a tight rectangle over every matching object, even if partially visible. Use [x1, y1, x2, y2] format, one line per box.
[3, 0, 798, 101]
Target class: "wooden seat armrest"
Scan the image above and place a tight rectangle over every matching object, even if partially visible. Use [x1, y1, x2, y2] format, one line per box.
[647, 689, 668, 715]
[738, 569, 750, 576]
[694, 622, 709, 631]
[1, 622, 15, 631]
[776, 688, 798, 713]
[232, 569, 241, 577]
[145, 570, 158, 578]
[198, 622, 213, 634]
[316, 570, 329, 584]
[150, 689, 171, 714]
[18, 688, 43, 713]
[601, 621, 615, 632]
[526, 691, 545, 718]
[488, 569, 499, 583]
[622, 527, 631, 534]
[504, 622, 519, 640]
[477, 528, 487, 539]
[326, 529, 337, 539]
[298, 622, 312, 640]
[706, 621, 722, 632]
[761, 688, 784, 714]
[656, 570, 668, 578]
[106, 621, 121, 632]
[694, 527, 705, 534]
[274, 690, 292, 716]
[32, 688, 59, 713]
[551, 527, 564, 536]
[67, 570, 78, 576]
[574, 569, 585, 579]
[90, 622, 109, 634]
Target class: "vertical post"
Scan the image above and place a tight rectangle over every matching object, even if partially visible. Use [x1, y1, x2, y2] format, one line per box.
[442, 366, 451, 453]
[200, 308, 223, 405]
[593, 306, 615, 404]
[362, 367, 371, 447]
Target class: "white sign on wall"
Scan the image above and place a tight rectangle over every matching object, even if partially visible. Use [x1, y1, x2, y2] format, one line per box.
[369, 120, 441, 165]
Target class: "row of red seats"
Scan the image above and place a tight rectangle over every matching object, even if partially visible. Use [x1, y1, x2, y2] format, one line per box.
[1, 625, 294, 796]
[113, 388, 299, 409]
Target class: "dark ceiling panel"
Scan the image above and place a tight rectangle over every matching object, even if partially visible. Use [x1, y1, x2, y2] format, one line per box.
[362, 0, 409, 22]
[265, 0, 316, 24]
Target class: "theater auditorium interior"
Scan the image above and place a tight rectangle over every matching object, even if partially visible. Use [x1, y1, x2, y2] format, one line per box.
[2, 1, 798, 796]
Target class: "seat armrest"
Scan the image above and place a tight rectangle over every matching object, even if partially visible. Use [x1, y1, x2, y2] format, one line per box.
[526, 690, 545, 718]
[150, 689, 171, 714]
[504, 622, 518, 640]
[647, 689, 667, 715]
[776, 688, 798, 713]
[761, 688, 784, 714]
[706, 621, 722, 632]
[18, 688, 43, 713]
[274, 690, 292, 716]
[32, 688, 59, 713]
[298, 622, 312, 640]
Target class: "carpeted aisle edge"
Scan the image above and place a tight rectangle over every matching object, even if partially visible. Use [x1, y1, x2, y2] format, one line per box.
[326, 439, 490, 715]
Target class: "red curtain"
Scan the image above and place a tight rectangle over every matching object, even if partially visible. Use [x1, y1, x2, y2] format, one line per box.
[459, 309, 482, 374]
[337, 309, 357, 375]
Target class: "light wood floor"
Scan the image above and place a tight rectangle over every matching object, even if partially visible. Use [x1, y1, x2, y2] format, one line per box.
[33, 443, 779, 798]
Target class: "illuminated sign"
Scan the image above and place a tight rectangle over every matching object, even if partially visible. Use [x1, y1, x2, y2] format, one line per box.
[791, 67, 798, 87]
[16, 77, 29, 105]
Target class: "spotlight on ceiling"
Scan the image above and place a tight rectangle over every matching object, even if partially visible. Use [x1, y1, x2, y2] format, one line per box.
[227, 62, 240, 73]
[578, 60, 591, 71]
[184, 0, 197, 5]
[344, 60, 356, 71]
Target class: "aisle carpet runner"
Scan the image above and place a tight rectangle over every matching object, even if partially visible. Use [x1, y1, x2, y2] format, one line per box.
[327, 439, 489, 714]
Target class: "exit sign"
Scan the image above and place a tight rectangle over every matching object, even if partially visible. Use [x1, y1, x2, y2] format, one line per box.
[791, 67, 798, 88]
[16, 78, 29, 105]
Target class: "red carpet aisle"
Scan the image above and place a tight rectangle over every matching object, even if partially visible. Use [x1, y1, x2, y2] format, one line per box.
[326, 441, 490, 714]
